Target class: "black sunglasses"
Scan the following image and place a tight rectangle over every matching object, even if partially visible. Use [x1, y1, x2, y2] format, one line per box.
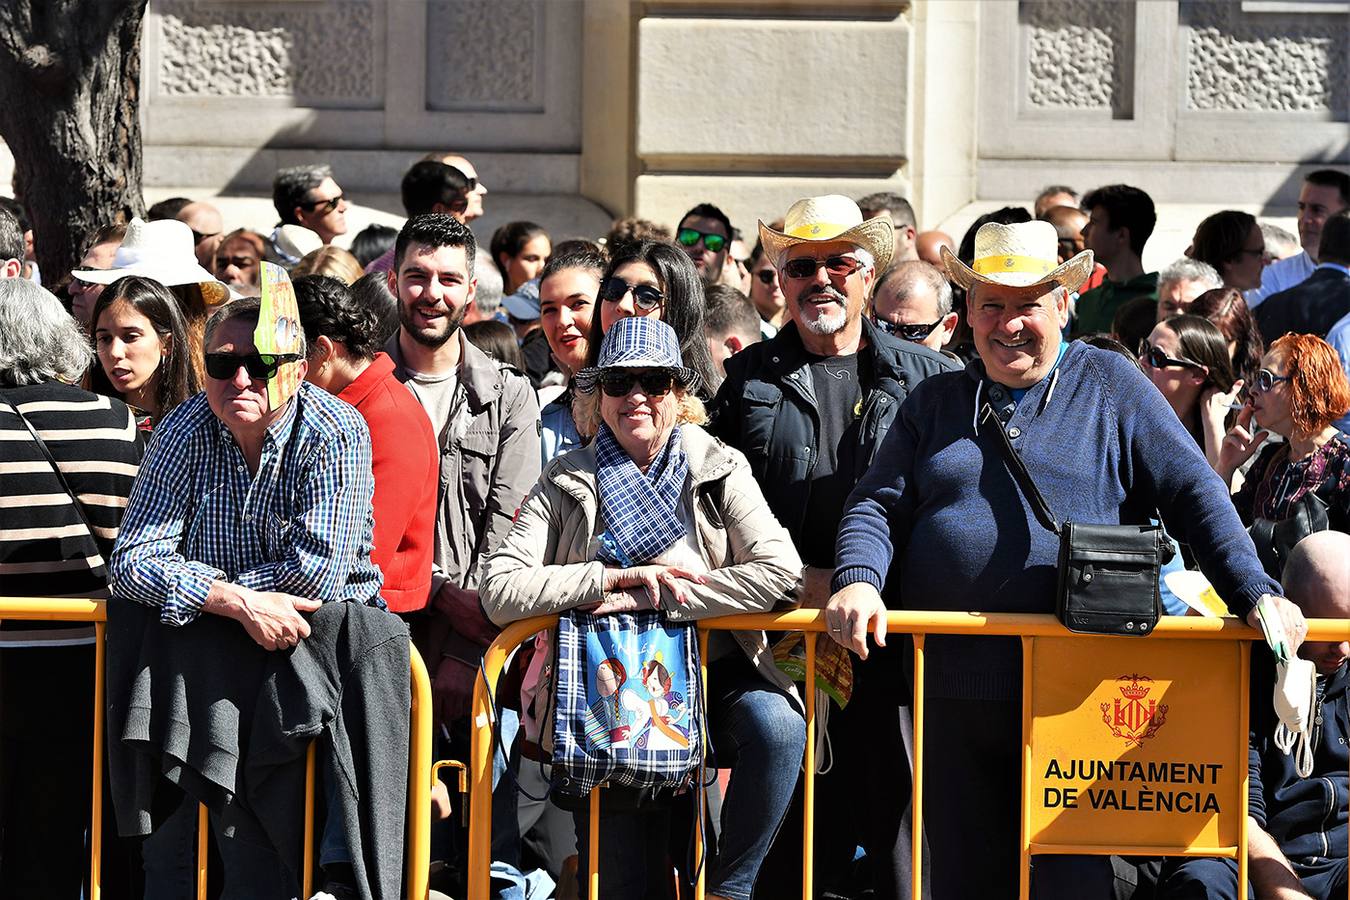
[1254, 368, 1293, 393]
[598, 369, 677, 398]
[755, 269, 778, 285]
[872, 316, 942, 342]
[204, 352, 301, 381]
[299, 193, 344, 214]
[1138, 343, 1203, 372]
[599, 276, 664, 311]
[676, 228, 728, 254]
[190, 229, 219, 246]
[782, 255, 865, 281]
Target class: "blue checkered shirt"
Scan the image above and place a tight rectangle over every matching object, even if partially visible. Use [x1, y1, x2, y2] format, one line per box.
[110, 383, 383, 625]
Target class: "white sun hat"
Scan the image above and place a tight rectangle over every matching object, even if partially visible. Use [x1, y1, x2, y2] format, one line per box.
[756, 195, 894, 274]
[941, 220, 1093, 292]
[71, 217, 229, 305]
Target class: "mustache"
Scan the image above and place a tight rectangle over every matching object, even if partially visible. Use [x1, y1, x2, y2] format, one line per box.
[802, 285, 847, 303]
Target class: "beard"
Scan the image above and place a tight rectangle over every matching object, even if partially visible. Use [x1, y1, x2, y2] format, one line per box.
[399, 298, 467, 347]
[796, 285, 851, 336]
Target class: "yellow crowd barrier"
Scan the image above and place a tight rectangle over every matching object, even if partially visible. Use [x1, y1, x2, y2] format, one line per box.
[0, 597, 434, 900]
[466, 609, 1350, 900]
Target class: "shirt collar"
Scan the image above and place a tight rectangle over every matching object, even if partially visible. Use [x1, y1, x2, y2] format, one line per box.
[1315, 261, 1350, 276]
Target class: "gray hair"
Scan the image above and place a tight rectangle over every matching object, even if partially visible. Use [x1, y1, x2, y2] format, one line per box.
[204, 296, 308, 358]
[874, 260, 954, 317]
[272, 164, 333, 225]
[0, 279, 93, 385]
[1157, 257, 1222, 293]
[1260, 221, 1300, 259]
[474, 256, 504, 317]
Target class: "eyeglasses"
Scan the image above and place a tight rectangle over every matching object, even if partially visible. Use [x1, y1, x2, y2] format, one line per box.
[204, 352, 301, 381]
[781, 255, 865, 281]
[1138, 343, 1203, 371]
[599, 276, 664, 310]
[190, 229, 219, 246]
[598, 369, 677, 398]
[1253, 368, 1293, 393]
[755, 269, 778, 285]
[676, 228, 728, 254]
[872, 316, 942, 342]
[299, 193, 345, 214]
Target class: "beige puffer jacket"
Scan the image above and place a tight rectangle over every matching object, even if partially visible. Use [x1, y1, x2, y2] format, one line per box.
[480, 423, 804, 717]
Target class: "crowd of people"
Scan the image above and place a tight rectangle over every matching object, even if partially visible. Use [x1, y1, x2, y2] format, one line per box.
[0, 153, 1348, 900]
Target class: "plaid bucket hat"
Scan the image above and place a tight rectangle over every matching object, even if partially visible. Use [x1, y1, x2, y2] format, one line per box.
[574, 317, 698, 395]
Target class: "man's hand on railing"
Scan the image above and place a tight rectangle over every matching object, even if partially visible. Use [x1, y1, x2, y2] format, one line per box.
[824, 582, 887, 660]
[1247, 594, 1308, 659]
[204, 581, 321, 651]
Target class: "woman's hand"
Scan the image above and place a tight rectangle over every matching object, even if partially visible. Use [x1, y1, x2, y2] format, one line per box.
[588, 565, 708, 614]
[1215, 402, 1269, 484]
[1201, 379, 1244, 468]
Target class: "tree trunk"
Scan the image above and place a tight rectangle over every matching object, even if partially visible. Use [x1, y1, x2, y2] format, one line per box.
[0, 0, 148, 283]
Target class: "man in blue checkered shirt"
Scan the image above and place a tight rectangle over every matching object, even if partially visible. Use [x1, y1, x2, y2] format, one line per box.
[111, 298, 382, 641]
[109, 297, 385, 898]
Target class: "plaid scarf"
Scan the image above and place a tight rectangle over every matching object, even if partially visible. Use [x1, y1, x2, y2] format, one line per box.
[595, 423, 688, 566]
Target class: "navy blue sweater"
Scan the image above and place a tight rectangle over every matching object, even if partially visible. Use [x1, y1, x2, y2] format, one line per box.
[832, 340, 1280, 699]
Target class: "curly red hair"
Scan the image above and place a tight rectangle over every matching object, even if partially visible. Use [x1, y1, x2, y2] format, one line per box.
[1269, 334, 1350, 435]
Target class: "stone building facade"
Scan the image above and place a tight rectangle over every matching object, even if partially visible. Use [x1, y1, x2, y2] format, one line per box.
[135, 0, 1348, 239]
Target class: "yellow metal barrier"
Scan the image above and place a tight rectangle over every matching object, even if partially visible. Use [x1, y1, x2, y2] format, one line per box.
[466, 609, 1350, 900]
[0, 598, 434, 900]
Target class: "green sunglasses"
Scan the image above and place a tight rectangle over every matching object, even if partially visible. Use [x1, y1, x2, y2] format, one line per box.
[676, 228, 728, 254]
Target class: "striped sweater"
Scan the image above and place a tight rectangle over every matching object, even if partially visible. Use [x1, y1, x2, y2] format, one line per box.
[0, 381, 143, 644]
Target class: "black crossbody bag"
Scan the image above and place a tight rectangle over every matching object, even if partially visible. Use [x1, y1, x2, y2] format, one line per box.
[979, 404, 1173, 636]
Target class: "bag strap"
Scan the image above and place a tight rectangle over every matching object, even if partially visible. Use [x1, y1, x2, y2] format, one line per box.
[2, 398, 101, 546]
[977, 403, 1061, 536]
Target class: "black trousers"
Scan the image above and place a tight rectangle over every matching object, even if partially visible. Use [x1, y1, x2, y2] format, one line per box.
[0, 643, 141, 900]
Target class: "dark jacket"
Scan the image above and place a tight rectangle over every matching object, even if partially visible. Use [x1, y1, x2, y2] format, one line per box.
[707, 318, 959, 550]
[1250, 656, 1348, 863]
[107, 600, 411, 900]
[1254, 265, 1350, 341]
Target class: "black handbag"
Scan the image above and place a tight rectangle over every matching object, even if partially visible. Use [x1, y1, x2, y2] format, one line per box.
[1248, 491, 1329, 580]
[979, 404, 1173, 636]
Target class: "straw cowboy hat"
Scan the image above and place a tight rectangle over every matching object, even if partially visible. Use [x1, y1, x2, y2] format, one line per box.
[941, 220, 1093, 293]
[757, 195, 894, 274]
[72, 217, 230, 305]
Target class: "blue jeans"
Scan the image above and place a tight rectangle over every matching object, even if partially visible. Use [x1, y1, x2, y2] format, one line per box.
[705, 655, 806, 900]
[570, 655, 805, 900]
[142, 792, 296, 900]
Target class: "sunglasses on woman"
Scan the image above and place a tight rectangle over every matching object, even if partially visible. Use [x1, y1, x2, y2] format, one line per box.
[598, 369, 677, 398]
[204, 352, 301, 381]
[676, 228, 728, 254]
[599, 276, 664, 311]
[781, 255, 865, 281]
[1138, 343, 1203, 372]
[1253, 368, 1293, 393]
[872, 316, 941, 342]
[755, 269, 778, 285]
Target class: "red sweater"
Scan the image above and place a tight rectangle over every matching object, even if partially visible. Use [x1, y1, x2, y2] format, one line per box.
[339, 353, 438, 612]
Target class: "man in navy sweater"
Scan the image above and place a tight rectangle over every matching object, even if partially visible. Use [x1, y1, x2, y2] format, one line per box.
[825, 220, 1308, 897]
